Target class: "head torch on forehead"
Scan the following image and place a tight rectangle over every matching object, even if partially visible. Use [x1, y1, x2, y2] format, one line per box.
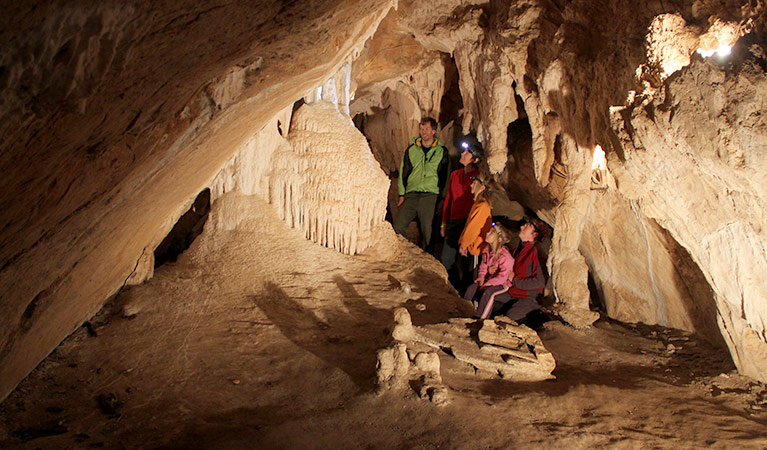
[470, 175, 487, 186]
[491, 221, 508, 244]
[521, 218, 539, 233]
[461, 140, 482, 160]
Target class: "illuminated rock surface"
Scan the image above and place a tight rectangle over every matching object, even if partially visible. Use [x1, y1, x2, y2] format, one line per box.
[1, 0, 767, 446]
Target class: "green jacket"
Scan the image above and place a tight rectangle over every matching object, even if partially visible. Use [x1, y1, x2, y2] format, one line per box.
[397, 137, 450, 196]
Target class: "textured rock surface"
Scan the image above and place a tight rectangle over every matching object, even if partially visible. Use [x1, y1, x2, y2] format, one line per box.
[377, 307, 555, 400]
[0, 0, 396, 401]
[271, 101, 389, 254]
[580, 189, 722, 345]
[2, 0, 767, 405]
[609, 45, 767, 381]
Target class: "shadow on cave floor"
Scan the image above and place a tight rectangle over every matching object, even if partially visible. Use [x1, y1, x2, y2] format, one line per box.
[253, 277, 392, 392]
[2, 194, 767, 449]
[394, 267, 473, 325]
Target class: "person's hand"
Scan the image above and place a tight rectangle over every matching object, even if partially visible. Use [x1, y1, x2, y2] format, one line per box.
[440, 223, 446, 238]
[488, 266, 498, 276]
[397, 196, 404, 208]
[459, 246, 468, 257]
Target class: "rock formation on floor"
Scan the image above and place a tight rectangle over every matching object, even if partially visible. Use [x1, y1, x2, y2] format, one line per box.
[376, 307, 556, 405]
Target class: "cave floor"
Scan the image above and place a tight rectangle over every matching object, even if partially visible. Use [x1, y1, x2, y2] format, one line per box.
[2, 194, 767, 449]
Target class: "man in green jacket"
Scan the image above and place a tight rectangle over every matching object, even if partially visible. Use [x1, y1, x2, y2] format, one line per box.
[393, 117, 450, 249]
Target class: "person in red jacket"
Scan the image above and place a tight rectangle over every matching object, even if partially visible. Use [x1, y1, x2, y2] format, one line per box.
[440, 138, 482, 292]
[489, 217, 550, 322]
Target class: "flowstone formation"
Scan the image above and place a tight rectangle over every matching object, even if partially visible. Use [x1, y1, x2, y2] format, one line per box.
[269, 101, 389, 255]
[376, 307, 556, 405]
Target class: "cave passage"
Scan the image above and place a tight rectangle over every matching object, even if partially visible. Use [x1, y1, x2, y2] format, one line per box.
[153, 188, 211, 268]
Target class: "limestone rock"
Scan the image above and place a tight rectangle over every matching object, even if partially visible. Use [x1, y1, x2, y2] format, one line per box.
[270, 101, 390, 255]
[124, 248, 154, 287]
[0, 0, 397, 402]
[413, 351, 441, 378]
[376, 309, 556, 404]
[609, 47, 767, 381]
[392, 306, 415, 341]
[376, 343, 411, 391]
[406, 317, 556, 381]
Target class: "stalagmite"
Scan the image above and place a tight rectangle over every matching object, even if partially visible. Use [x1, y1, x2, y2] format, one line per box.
[268, 101, 389, 255]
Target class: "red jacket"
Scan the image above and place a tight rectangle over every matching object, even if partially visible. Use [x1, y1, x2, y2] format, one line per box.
[442, 166, 478, 222]
[507, 241, 547, 300]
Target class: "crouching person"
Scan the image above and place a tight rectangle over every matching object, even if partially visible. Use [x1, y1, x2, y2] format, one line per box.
[464, 223, 514, 317]
[490, 218, 549, 322]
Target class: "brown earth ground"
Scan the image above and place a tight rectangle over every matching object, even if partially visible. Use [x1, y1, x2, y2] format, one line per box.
[1, 194, 767, 449]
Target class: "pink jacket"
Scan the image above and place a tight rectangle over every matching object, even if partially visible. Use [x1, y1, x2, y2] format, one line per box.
[477, 246, 515, 288]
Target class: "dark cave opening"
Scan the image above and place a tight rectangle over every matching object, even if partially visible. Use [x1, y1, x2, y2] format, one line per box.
[153, 188, 210, 268]
[352, 112, 365, 135]
[438, 53, 463, 129]
[505, 109, 558, 212]
[587, 269, 607, 314]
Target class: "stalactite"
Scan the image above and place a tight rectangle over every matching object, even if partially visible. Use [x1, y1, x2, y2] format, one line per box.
[268, 100, 389, 255]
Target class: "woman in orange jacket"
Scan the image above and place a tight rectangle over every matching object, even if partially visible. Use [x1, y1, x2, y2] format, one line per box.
[458, 175, 493, 257]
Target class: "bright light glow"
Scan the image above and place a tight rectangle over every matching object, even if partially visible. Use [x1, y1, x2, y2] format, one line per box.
[717, 44, 732, 56]
[461, 142, 469, 149]
[592, 145, 606, 171]
[697, 45, 732, 59]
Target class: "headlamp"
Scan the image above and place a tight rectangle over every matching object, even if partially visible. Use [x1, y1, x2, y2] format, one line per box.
[491, 221, 508, 244]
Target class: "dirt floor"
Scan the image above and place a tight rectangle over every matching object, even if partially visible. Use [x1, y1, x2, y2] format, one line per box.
[1, 194, 767, 449]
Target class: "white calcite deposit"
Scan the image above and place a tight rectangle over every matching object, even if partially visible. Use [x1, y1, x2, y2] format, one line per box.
[270, 101, 389, 255]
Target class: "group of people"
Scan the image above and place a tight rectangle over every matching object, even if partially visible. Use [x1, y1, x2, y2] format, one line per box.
[393, 117, 550, 324]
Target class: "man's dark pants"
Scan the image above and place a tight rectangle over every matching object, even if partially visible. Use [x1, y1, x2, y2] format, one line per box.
[441, 218, 471, 294]
[393, 192, 438, 249]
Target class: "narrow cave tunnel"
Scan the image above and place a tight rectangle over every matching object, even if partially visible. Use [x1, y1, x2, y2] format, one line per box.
[1, 1, 767, 448]
[153, 188, 210, 268]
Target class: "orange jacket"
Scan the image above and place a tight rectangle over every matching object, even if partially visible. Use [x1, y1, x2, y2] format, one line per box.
[459, 199, 492, 256]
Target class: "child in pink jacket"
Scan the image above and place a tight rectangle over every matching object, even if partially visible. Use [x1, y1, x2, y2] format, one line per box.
[463, 222, 515, 319]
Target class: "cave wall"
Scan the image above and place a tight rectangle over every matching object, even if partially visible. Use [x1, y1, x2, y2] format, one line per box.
[581, 189, 722, 345]
[373, 0, 767, 378]
[2, 0, 767, 403]
[0, 0, 396, 402]
[610, 45, 767, 378]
